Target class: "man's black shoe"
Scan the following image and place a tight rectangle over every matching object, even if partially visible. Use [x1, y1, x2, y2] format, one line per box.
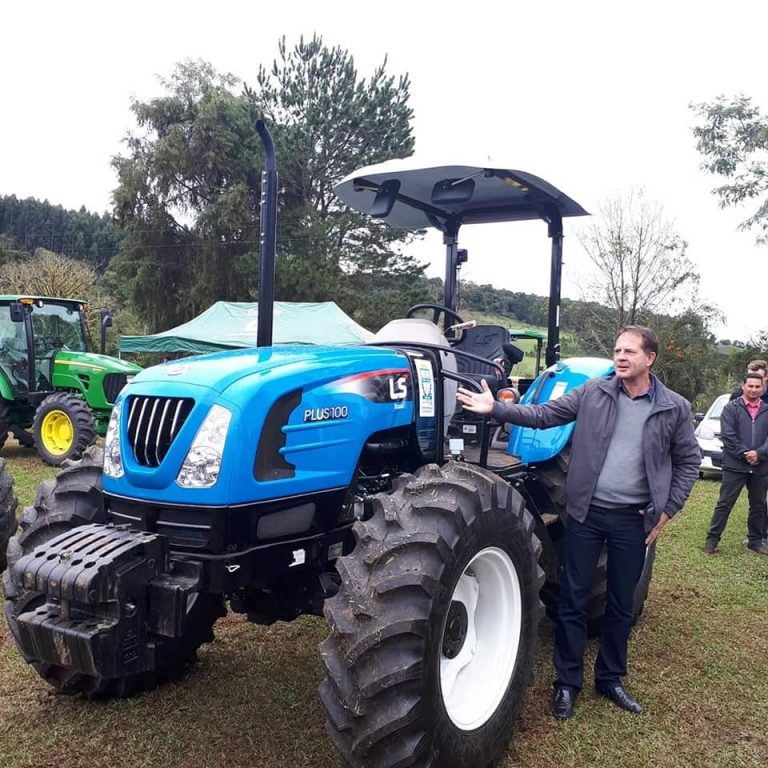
[596, 684, 643, 714]
[552, 687, 576, 720]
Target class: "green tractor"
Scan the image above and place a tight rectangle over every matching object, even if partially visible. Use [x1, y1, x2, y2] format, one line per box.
[0, 296, 140, 465]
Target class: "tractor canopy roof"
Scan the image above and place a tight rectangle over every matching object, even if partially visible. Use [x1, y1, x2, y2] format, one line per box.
[334, 160, 588, 231]
[509, 329, 547, 341]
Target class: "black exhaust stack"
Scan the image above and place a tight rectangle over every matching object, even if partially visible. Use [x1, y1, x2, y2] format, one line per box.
[256, 120, 277, 347]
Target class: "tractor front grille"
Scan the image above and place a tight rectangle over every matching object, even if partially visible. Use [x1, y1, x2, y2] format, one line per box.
[126, 395, 194, 467]
[103, 373, 128, 404]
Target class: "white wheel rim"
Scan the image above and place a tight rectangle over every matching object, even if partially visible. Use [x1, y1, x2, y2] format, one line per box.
[440, 546, 523, 730]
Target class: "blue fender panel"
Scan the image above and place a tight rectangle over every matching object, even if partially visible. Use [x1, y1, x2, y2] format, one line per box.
[507, 357, 613, 465]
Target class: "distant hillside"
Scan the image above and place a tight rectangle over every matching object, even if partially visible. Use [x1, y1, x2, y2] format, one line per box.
[0, 195, 123, 270]
[457, 280, 614, 356]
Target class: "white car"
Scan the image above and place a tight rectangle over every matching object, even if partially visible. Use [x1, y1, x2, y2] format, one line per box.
[694, 393, 730, 478]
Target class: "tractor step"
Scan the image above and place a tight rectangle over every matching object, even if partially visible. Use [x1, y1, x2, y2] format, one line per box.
[456, 445, 522, 471]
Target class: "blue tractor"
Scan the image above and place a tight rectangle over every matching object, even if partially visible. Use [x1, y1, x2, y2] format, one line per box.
[3, 124, 654, 768]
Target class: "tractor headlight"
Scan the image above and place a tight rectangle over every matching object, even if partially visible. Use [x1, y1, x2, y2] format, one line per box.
[103, 401, 124, 478]
[176, 404, 231, 488]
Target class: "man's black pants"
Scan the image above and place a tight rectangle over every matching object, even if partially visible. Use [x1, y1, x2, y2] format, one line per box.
[554, 505, 647, 692]
[706, 469, 768, 545]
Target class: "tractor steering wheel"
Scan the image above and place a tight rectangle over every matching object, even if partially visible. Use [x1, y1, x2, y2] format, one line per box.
[405, 303, 465, 329]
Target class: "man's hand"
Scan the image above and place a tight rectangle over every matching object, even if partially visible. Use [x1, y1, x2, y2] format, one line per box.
[645, 511, 671, 546]
[744, 450, 759, 466]
[456, 379, 495, 414]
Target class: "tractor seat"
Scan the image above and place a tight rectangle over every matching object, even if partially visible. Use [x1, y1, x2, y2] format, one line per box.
[370, 318, 457, 430]
[452, 324, 523, 392]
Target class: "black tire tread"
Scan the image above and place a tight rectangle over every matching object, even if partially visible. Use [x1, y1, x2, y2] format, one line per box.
[321, 461, 543, 768]
[0, 456, 18, 572]
[0, 397, 10, 451]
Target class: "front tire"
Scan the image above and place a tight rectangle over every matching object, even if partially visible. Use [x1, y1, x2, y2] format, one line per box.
[320, 461, 543, 768]
[0, 397, 11, 451]
[0, 457, 18, 572]
[32, 392, 97, 466]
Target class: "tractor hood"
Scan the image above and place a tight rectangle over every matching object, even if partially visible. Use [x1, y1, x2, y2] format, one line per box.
[50, 351, 142, 416]
[106, 343, 418, 506]
[54, 350, 141, 375]
[130, 345, 387, 394]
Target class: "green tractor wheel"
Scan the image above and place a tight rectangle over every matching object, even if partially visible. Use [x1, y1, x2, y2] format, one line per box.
[32, 393, 97, 466]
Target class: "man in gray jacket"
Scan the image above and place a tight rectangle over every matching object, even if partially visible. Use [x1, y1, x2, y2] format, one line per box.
[457, 325, 700, 720]
[703, 371, 768, 554]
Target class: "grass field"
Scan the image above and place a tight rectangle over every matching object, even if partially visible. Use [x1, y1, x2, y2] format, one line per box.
[1, 446, 766, 768]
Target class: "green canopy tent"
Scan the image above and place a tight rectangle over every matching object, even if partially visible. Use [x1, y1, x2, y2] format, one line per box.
[119, 301, 374, 355]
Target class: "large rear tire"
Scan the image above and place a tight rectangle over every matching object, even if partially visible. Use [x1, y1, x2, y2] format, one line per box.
[32, 392, 97, 466]
[0, 456, 18, 573]
[320, 461, 543, 768]
[3, 446, 225, 698]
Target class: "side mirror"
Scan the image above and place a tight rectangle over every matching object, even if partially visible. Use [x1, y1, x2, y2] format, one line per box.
[693, 412, 704, 424]
[370, 180, 401, 218]
[9, 302, 24, 322]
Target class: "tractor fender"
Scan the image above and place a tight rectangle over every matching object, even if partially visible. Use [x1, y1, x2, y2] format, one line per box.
[507, 356, 613, 465]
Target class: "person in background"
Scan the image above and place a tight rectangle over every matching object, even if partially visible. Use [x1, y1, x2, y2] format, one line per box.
[703, 371, 768, 555]
[457, 325, 699, 721]
[727, 360, 768, 544]
[728, 359, 768, 404]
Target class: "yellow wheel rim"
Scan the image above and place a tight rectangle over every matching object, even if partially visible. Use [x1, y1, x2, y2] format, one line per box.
[40, 409, 74, 455]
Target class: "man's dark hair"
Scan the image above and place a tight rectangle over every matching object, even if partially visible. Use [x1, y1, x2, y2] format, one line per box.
[744, 370, 764, 383]
[618, 325, 659, 356]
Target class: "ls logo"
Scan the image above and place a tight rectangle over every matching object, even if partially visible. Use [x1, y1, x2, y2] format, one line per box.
[389, 375, 408, 400]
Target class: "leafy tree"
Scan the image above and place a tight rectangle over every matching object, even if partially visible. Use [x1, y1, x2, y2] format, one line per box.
[652, 305, 722, 405]
[111, 61, 259, 330]
[691, 95, 768, 243]
[0, 234, 22, 265]
[111, 40, 426, 333]
[577, 190, 700, 352]
[250, 34, 423, 322]
[715, 328, 768, 395]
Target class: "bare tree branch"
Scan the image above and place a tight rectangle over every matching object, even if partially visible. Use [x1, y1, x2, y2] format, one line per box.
[577, 190, 700, 350]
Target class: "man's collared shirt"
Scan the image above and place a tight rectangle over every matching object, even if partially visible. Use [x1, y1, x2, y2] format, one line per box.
[619, 377, 656, 401]
[742, 396, 761, 421]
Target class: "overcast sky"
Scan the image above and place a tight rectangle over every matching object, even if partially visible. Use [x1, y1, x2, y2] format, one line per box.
[2, 0, 766, 340]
